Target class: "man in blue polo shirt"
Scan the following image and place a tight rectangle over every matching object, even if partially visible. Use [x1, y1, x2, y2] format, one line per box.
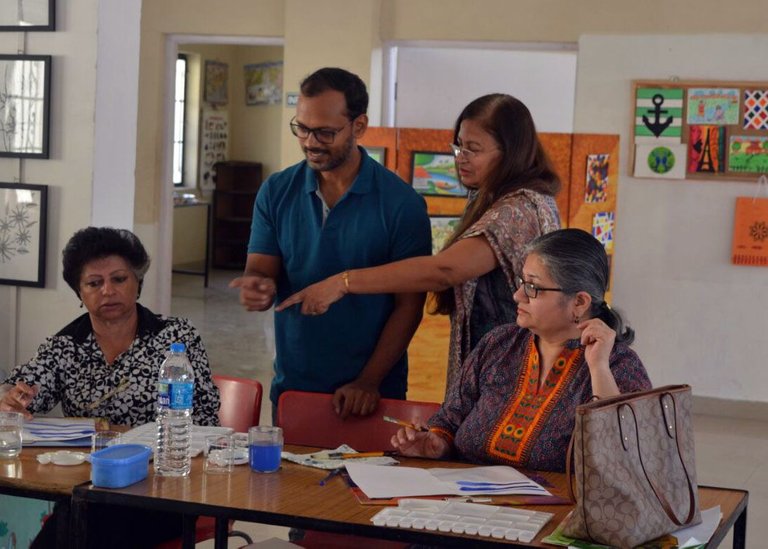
[231, 67, 431, 422]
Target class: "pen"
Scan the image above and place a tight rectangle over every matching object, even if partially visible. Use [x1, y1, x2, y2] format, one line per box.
[315, 451, 396, 460]
[382, 415, 429, 432]
[319, 468, 343, 486]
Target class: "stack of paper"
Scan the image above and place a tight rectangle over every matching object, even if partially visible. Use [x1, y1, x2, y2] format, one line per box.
[23, 418, 96, 447]
[119, 422, 234, 457]
[344, 463, 552, 499]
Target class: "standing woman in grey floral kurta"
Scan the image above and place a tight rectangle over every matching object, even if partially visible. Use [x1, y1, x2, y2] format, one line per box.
[277, 94, 561, 396]
[0, 226, 220, 427]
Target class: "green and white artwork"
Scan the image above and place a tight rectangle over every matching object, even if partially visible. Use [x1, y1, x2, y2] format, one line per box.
[635, 87, 684, 143]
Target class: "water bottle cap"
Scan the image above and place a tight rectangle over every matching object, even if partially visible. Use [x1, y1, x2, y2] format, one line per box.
[170, 343, 186, 353]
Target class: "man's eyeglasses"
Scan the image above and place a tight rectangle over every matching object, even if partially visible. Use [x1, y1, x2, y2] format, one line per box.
[289, 117, 352, 145]
[513, 275, 563, 299]
[449, 143, 498, 160]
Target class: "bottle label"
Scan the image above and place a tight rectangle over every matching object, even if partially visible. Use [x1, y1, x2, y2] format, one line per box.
[169, 382, 193, 410]
[157, 381, 170, 408]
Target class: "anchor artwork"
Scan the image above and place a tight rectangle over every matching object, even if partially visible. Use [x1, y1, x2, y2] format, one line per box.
[635, 87, 683, 142]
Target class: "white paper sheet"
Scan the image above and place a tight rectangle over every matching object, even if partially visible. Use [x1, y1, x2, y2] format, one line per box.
[344, 463, 551, 499]
[120, 422, 233, 457]
[675, 506, 722, 548]
[281, 444, 398, 470]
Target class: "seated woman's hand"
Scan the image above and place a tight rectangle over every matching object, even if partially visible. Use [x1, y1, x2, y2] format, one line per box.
[390, 424, 450, 459]
[0, 381, 38, 419]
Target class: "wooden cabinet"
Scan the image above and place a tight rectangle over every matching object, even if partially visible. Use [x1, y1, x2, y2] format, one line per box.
[211, 161, 263, 269]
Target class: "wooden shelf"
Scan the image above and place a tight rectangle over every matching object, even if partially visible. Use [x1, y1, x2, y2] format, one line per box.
[212, 161, 262, 269]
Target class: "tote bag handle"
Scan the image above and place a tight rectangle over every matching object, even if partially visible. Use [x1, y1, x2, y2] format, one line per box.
[619, 392, 697, 526]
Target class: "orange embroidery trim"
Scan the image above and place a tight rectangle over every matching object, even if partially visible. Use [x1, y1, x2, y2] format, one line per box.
[486, 337, 582, 465]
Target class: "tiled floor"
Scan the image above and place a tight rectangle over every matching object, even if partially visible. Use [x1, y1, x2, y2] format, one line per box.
[172, 270, 767, 548]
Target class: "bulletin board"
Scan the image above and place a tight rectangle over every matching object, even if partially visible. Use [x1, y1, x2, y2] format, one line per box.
[631, 80, 768, 181]
[359, 127, 397, 172]
[568, 134, 621, 302]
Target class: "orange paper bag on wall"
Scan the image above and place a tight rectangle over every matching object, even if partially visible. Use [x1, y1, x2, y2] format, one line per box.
[732, 192, 768, 266]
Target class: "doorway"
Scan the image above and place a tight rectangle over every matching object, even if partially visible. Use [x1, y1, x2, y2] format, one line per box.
[161, 35, 283, 417]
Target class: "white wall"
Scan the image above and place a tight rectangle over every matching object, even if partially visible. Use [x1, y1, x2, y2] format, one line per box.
[0, 0, 100, 369]
[394, 46, 577, 131]
[574, 34, 768, 403]
[91, 0, 141, 229]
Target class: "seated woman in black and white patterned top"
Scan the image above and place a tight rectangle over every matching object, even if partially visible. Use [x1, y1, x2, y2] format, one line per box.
[0, 226, 220, 427]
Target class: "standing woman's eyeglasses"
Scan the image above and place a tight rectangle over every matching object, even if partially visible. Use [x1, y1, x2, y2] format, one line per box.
[449, 143, 500, 160]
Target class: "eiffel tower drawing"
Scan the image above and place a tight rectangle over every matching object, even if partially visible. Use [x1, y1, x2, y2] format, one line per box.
[697, 127, 715, 172]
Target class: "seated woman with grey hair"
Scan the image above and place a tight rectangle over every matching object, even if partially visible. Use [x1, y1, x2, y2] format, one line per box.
[391, 229, 652, 472]
[0, 226, 220, 425]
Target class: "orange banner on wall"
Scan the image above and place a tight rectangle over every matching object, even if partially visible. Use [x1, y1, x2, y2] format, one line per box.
[732, 196, 768, 266]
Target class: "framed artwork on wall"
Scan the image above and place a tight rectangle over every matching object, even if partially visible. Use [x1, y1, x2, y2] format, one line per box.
[429, 215, 460, 255]
[0, 182, 48, 287]
[243, 61, 283, 105]
[363, 146, 386, 165]
[0, 55, 51, 159]
[204, 60, 228, 105]
[0, 0, 54, 31]
[410, 151, 466, 198]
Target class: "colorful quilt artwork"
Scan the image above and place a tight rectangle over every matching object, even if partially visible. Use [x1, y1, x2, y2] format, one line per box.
[686, 88, 739, 125]
[728, 136, 768, 173]
[743, 90, 768, 130]
[687, 125, 726, 173]
[635, 87, 683, 143]
[592, 212, 615, 253]
[584, 154, 609, 203]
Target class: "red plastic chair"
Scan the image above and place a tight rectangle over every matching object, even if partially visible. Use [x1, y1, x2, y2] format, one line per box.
[277, 390, 441, 549]
[155, 375, 263, 549]
[277, 390, 440, 451]
[213, 374, 263, 432]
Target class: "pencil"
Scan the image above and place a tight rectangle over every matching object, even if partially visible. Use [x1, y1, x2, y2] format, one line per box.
[382, 415, 429, 432]
[86, 377, 131, 411]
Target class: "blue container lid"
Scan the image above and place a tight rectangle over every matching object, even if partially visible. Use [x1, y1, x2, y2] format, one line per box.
[170, 342, 186, 353]
[90, 443, 152, 465]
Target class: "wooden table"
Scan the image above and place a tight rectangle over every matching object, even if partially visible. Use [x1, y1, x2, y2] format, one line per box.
[0, 446, 92, 547]
[70, 446, 749, 549]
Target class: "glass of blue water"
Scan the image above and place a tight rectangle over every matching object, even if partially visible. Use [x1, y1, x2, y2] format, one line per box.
[0, 411, 23, 459]
[248, 426, 283, 473]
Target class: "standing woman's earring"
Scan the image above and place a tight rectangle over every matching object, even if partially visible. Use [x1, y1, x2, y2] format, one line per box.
[573, 314, 580, 324]
[79, 301, 84, 309]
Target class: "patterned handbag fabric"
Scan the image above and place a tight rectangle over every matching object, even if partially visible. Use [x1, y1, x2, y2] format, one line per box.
[561, 385, 701, 548]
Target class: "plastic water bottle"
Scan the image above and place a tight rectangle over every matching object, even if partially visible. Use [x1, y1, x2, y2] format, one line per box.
[155, 342, 194, 476]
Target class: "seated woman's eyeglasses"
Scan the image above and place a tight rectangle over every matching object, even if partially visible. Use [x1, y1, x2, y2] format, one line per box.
[289, 117, 351, 145]
[513, 275, 564, 299]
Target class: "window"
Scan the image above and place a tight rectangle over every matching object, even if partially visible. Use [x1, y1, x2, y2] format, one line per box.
[172, 54, 188, 186]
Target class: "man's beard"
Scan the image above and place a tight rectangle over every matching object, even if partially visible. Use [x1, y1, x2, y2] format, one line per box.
[303, 135, 355, 172]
